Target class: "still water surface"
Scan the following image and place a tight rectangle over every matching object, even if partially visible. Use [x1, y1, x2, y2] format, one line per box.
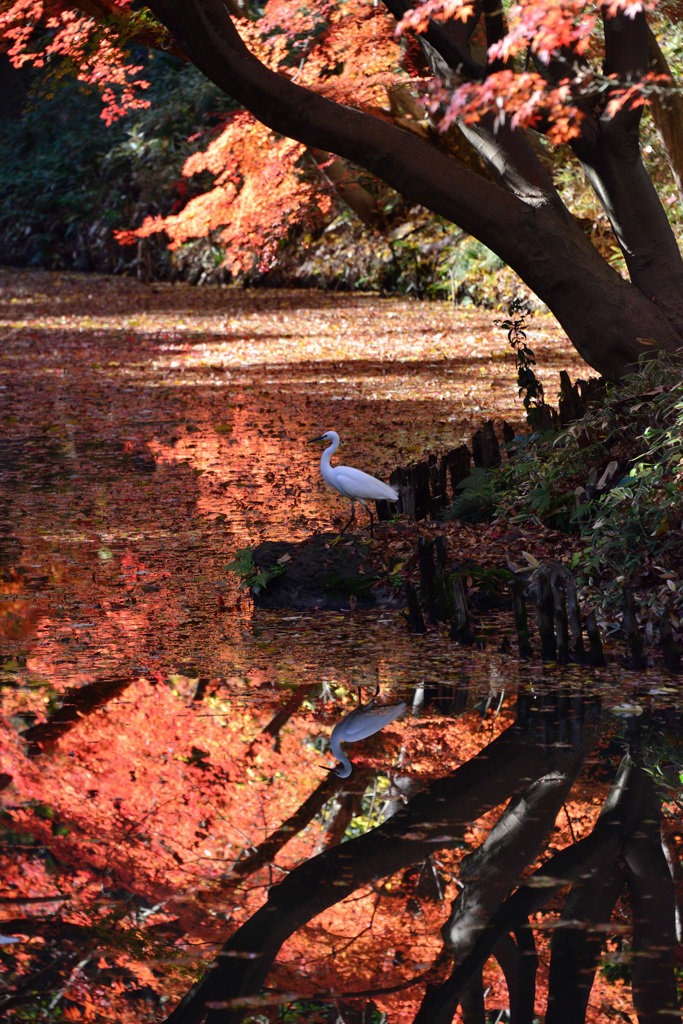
[0, 270, 680, 1023]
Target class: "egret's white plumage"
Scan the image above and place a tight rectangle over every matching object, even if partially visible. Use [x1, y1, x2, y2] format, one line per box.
[309, 430, 398, 536]
[327, 686, 406, 778]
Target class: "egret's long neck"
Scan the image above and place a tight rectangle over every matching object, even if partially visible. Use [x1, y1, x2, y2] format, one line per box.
[320, 436, 339, 486]
[333, 751, 352, 778]
[330, 723, 352, 777]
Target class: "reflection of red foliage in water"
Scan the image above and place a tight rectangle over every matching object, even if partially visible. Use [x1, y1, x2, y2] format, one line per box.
[0, 271, 673, 1023]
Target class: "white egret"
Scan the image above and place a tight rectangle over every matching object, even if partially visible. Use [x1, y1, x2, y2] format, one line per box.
[325, 686, 406, 778]
[309, 430, 398, 537]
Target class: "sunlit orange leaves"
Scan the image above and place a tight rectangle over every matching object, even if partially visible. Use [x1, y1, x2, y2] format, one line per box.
[120, 114, 328, 274]
[603, 72, 672, 117]
[236, 0, 404, 106]
[491, 0, 596, 63]
[397, 0, 475, 36]
[435, 70, 585, 142]
[1, 673, 326, 898]
[0, 0, 151, 122]
[114, 0, 409, 269]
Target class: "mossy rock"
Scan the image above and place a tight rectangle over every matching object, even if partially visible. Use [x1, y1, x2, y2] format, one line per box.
[251, 535, 396, 610]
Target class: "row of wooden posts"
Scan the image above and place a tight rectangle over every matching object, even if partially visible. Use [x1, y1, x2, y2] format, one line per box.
[386, 368, 680, 670]
[405, 538, 681, 671]
[376, 371, 605, 523]
[402, 536, 607, 666]
[376, 419, 503, 524]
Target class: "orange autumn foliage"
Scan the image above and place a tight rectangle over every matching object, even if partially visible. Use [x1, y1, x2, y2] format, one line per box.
[118, 114, 334, 275]
[0, 0, 151, 123]
[2, 0, 678, 286]
[114, 0, 407, 269]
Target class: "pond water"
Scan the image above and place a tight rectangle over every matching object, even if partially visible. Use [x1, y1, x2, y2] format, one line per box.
[0, 268, 681, 1024]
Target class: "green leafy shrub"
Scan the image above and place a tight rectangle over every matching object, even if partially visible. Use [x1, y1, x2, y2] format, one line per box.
[447, 467, 502, 524]
[569, 357, 683, 618]
[446, 354, 683, 624]
[226, 547, 287, 595]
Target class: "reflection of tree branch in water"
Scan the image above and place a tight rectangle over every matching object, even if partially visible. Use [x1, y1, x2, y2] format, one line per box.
[441, 764, 593, 956]
[507, 926, 537, 1023]
[415, 706, 600, 1024]
[225, 771, 348, 881]
[622, 771, 678, 1024]
[164, 702, 678, 1024]
[415, 754, 679, 1024]
[164, 713, 595, 1024]
[21, 674, 134, 754]
[215, 689, 381, 889]
[433, 760, 594, 1024]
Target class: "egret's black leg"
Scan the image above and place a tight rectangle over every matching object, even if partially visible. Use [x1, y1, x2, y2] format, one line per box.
[357, 499, 374, 537]
[339, 501, 356, 535]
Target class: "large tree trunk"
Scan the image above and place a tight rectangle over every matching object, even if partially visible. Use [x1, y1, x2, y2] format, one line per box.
[647, 26, 683, 203]
[145, 0, 683, 378]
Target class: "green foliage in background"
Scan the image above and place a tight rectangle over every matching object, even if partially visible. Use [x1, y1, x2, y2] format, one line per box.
[446, 354, 683, 626]
[0, 51, 228, 273]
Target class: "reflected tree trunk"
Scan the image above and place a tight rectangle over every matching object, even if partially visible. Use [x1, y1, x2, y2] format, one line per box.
[413, 756, 676, 1024]
[225, 771, 346, 881]
[165, 721, 561, 1024]
[320, 767, 374, 849]
[623, 772, 678, 1024]
[163, 706, 677, 1024]
[440, 763, 594, 957]
[545, 862, 626, 1023]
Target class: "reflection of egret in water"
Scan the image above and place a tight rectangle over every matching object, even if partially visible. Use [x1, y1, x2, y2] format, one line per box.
[324, 685, 406, 778]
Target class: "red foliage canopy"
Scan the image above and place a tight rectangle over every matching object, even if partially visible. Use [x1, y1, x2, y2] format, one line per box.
[3, 0, 683, 377]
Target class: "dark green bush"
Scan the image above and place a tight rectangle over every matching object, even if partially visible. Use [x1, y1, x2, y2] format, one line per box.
[445, 354, 683, 624]
[0, 51, 228, 274]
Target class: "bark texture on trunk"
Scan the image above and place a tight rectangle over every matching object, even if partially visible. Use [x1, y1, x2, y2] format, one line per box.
[647, 26, 683, 203]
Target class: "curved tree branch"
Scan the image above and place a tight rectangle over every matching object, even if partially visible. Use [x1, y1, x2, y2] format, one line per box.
[382, 0, 486, 79]
[143, 0, 683, 377]
[145, 0, 529, 238]
[441, 758, 596, 958]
